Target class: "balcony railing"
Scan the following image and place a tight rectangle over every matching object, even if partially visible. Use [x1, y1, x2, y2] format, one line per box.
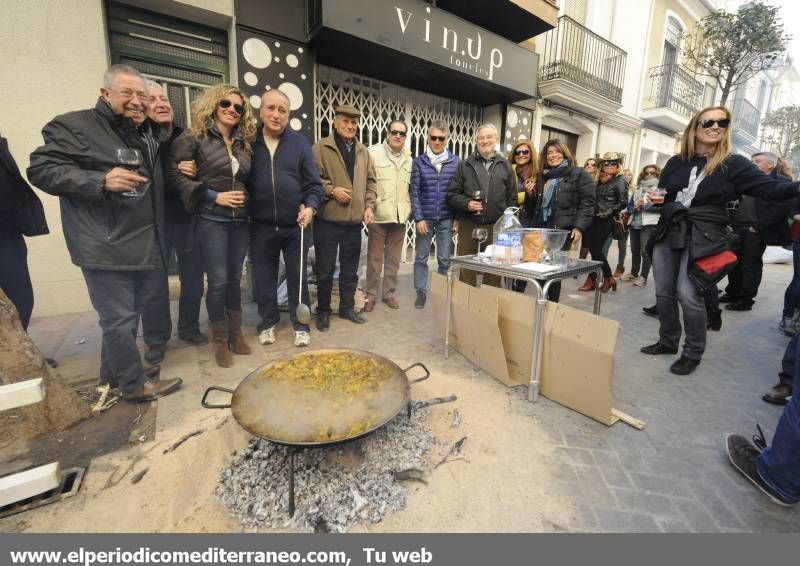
[644, 64, 703, 118]
[538, 15, 626, 103]
[733, 99, 760, 138]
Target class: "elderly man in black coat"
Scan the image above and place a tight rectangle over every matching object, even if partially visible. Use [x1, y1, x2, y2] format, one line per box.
[27, 64, 182, 402]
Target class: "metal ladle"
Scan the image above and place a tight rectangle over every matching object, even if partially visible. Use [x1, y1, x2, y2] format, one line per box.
[296, 219, 311, 325]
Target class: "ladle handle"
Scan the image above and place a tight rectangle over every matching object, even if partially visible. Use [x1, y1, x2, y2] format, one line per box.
[403, 362, 431, 384]
[299, 223, 304, 304]
[201, 386, 234, 409]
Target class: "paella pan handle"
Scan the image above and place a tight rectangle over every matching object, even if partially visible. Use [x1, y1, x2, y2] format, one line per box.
[402, 362, 431, 384]
[201, 386, 234, 409]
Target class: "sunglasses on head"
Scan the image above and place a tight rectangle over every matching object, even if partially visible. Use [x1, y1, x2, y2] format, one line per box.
[699, 118, 730, 129]
[514, 148, 531, 156]
[429, 135, 446, 142]
[390, 129, 407, 137]
[219, 99, 244, 115]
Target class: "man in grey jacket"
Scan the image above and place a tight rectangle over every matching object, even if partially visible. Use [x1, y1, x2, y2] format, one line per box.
[27, 64, 182, 402]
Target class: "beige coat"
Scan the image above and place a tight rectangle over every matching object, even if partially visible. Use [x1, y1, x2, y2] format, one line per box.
[368, 142, 412, 224]
[312, 135, 377, 224]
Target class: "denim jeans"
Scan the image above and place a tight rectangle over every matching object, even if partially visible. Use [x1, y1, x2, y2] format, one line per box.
[628, 226, 654, 278]
[251, 222, 310, 332]
[652, 241, 706, 360]
[83, 268, 162, 393]
[587, 217, 613, 278]
[603, 230, 628, 267]
[783, 236, 800, 319]
[758, 331, 800, 503]
[197, 218, 249, 322]
[413, 218, 453, 292]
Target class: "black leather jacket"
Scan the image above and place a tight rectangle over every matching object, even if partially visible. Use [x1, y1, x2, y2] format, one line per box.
[595, 175, 628, 219]
[167, 125, 251, 220]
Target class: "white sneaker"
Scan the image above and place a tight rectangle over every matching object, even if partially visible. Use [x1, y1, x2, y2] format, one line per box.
[294, 331, 311, 347]
[633, 276, 648, 287]
[258, 326, 276, 345]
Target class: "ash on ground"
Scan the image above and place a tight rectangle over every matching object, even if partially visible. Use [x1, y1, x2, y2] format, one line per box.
[217, 406, 441, 532]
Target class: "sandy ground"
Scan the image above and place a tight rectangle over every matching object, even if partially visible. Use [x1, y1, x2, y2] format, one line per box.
[1, 267, 585, 532]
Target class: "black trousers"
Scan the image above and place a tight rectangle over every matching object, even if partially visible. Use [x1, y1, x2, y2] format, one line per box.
[725, 228, 767, 305]
[83, 268, 164, 393]
[251, 221, 310, 332]
[0, 226, 33, 330]
[314, 217, 362, 313]
[585, 216, 613, 278]
[164, 209, 205, 336]
[138, 246, 171, 349]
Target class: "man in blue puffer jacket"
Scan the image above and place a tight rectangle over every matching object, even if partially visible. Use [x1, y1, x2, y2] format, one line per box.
[410, 120, 461, 308]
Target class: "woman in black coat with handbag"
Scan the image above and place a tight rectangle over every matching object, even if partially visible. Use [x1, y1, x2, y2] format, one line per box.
[524, 139, 595, 301]
[641, 106, 800, 376]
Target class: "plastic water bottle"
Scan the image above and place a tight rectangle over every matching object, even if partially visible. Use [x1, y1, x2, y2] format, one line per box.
[492, 207, 523, 264]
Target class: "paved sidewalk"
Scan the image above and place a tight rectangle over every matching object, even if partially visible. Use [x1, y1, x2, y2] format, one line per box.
[22, 256, 800, 532]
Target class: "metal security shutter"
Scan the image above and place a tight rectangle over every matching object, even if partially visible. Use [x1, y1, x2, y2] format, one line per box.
[106, 1, 229, 130]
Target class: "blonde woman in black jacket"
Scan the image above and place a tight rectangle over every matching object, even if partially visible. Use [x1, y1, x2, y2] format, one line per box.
[168, 84, 256, 367]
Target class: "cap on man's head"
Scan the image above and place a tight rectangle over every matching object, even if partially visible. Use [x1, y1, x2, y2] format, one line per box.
[600, 151, 623, 166]
[334, 104, 361, 118]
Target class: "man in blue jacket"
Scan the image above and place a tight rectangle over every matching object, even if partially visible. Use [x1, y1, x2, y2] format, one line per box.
[410, 121, 460, 308]
[248, 89, 323, 347]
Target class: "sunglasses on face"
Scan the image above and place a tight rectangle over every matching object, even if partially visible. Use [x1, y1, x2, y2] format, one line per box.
[585, 162, 596, 168]
[389, 129, 407, 137]
[429, 135, 446, 142]
[219, 99, 244, 115]
[514, 148, 531, 156]
[643, 170, 657, 177]
[698, 118, 730, 129]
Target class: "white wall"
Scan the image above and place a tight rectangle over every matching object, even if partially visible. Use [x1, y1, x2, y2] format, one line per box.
[1, 0, 111, 316]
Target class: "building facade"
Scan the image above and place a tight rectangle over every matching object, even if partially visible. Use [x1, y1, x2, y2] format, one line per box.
[3, 0, 558, 316]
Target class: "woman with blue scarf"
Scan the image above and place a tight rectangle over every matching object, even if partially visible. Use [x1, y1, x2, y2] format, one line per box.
[523, 139, 595, 301]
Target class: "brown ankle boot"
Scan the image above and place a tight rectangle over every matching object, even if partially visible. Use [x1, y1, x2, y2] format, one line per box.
[226, 310, 252, 355]
[601, 275, 617, 293]
[209, 320, 233, 367]
[578, 275, 596, 292]
[614, 264, 625, 277]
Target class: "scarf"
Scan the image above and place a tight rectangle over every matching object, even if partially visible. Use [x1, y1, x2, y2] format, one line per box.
[538, 160, 570, 226]
[383, 140, 406, 168]
[426, 146, 450, 173]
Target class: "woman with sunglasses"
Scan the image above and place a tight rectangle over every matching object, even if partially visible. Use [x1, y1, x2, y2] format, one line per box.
[523, 139, 595, 301]
[584, 158, 599, 182]
[641, 106, 800, 376]
[509, 140, 537, 225]
[620, 164, 661, 287]
[168, 84, 256, 367]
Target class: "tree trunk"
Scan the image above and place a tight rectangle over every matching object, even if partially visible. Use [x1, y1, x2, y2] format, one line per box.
[0, 288, 90, 437]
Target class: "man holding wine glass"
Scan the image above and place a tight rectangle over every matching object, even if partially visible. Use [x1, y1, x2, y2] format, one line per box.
[446, 123, 517, 286]
[28, 64, 182, 403]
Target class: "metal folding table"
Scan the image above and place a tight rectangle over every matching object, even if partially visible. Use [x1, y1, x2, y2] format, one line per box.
[444, 256, 604, 403]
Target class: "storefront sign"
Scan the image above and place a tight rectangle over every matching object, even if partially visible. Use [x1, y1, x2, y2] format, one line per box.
[320, 0, 537, 98]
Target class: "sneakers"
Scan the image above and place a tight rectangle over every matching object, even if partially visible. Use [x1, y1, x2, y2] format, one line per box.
[670, 355, 700, 375]
[415, 291, 427, 309]
[294, 331, 311, 347]
[258, 326, 276, 345]
[620, 273, 636, 282]
[726, 434, 796, 507]
[633, 276, 647, 287]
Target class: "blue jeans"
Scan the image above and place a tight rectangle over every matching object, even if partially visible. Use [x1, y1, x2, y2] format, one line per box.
[652, 241, 706, 360]
[197, 218, 249, 322]
[414, 218, 453, 292]
[603, 231, 628, 267]
[758, 331, 800, 503]
[783, 237, 800, 319]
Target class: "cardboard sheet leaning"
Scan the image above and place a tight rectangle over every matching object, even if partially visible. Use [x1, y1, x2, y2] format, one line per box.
[430, 274, 643, 428]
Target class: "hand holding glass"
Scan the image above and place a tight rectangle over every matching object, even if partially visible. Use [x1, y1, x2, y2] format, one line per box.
[116, 148, 145, 198]
[472, 190, 484, 215]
